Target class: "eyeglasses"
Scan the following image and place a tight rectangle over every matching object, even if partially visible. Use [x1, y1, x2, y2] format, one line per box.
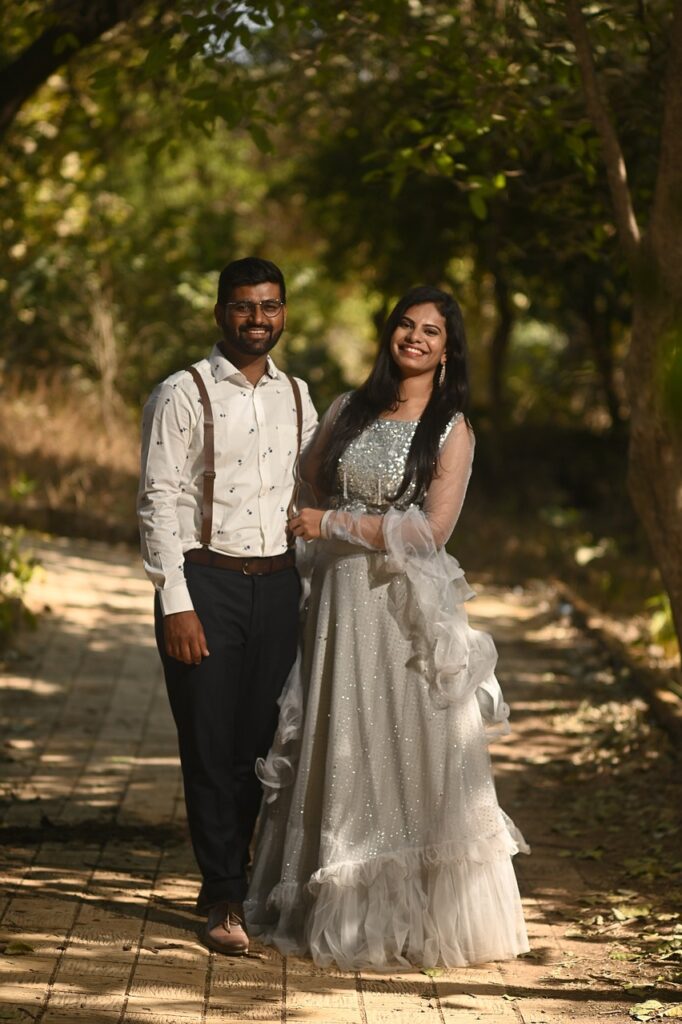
[225, 300, 285, 318]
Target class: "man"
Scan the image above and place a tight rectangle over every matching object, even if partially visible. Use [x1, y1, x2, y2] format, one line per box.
[138, 257, 317, 955]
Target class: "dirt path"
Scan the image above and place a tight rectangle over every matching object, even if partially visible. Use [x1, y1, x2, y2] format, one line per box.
[1, 536, 680, 1024]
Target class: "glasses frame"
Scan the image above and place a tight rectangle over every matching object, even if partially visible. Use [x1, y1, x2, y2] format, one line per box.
[224, 299, 285, 318]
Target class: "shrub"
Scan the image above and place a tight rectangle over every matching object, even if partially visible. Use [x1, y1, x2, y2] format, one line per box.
[0, 526, 37, 650]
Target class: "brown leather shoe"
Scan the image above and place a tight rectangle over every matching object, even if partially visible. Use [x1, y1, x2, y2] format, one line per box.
[203, 901, 249, 956]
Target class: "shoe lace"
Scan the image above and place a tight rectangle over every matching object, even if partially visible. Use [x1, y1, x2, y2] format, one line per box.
[223, 908, 244, 932]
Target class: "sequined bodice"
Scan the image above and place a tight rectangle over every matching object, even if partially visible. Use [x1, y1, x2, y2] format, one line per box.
[334, 420, 419, 513]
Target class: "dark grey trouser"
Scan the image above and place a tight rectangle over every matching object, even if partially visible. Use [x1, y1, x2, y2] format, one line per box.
[155, 559, 299, 909]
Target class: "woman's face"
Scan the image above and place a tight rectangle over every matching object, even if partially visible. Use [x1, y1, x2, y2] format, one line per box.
[389, 302, 447, 380]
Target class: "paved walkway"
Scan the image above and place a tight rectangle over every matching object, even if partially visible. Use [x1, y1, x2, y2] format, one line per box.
[0, 536, 676, 1023]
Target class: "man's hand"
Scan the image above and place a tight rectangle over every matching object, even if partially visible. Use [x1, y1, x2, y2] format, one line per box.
[164, 610, 210, 665]
[288, 508, 325, 542]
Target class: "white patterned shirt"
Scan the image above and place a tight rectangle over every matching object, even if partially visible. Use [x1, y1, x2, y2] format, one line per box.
[138, 345, 318, 615]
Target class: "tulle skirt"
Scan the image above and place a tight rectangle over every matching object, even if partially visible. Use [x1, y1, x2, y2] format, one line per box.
[245, 538, 529, 970]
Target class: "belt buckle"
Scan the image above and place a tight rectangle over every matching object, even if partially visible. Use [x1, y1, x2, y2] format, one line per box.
[242, 560, 252, 575]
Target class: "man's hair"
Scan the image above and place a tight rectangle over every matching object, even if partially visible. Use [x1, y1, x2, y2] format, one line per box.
[217, 257, 286, 305]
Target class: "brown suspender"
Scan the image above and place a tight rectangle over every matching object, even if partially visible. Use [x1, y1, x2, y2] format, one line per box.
[187, 366, 303, 550]
[187, 367, 216, 547]
[286, 372, 303, 523]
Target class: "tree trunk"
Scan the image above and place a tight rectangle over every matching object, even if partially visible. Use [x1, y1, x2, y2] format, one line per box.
[626, 0, 682, 650]
[627, 276, 682, 650]
[567, 0, 682, 658]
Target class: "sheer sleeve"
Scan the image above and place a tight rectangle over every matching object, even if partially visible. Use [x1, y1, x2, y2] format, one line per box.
[313, 415, 510, 720]
[422, 415, 474, 546]
[320, 415, 474, 551]
[299, 393, 349, 503]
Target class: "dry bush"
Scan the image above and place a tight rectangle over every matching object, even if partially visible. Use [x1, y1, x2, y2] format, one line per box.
[0, 370, 139, 540]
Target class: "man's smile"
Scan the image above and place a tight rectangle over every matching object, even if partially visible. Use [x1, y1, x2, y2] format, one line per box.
[242, 327, 271, 338]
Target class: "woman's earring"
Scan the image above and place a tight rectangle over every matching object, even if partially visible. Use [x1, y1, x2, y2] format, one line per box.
[436, 362, 446, 387]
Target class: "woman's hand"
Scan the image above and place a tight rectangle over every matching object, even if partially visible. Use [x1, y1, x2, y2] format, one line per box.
[288, 508, 325, 542]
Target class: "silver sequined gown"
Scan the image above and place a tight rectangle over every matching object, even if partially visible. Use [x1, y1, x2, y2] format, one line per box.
[245, 418, 529, 970]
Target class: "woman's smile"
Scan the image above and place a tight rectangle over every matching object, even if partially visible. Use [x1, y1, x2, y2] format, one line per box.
[399, 342, 428, 357]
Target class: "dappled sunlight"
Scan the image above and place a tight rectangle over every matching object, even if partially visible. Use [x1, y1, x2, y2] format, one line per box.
[1, 542, 679, 1022]
[0, 538, 177, 840]
[1, 677, 63, 696]
[1, 2, 680, 1019]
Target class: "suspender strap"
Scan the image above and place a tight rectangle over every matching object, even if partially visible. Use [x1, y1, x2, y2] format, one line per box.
[187, 365, 304, 550]
[286, 374, 303, 522]
[187, 366, 215, 547]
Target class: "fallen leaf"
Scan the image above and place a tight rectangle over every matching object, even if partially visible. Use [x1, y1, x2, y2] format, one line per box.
[580, 847, 605, 861]
[3, 940, 35, 955]
[629, 1000, 663, 1021]
[614, 905, 652, 921]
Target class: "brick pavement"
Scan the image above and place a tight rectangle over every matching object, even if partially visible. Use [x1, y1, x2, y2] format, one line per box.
[0, 536, 640, 1023]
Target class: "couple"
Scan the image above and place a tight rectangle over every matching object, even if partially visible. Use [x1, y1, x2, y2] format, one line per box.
[138, 256, 529, 971]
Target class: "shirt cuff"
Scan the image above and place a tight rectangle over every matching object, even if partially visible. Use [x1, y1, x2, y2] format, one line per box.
[159, 582, 194, 616]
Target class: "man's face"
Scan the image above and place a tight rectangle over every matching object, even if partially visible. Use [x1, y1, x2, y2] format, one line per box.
[214, 282, 286, 363]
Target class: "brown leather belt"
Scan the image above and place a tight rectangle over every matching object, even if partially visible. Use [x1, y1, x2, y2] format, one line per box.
[184, 547, 295, 575]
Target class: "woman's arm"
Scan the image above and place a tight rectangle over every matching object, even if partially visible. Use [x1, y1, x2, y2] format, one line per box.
[421, 415, 475, 546]
[290, 416, 475, 551]
[299, 393, 349, 503]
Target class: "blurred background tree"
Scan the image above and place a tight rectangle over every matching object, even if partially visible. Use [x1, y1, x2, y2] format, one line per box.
[0, 0, 680, 661]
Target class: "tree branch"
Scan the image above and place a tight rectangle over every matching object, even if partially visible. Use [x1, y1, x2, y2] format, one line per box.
[565, 0, 641, 265]
[0, 0, 149, 140]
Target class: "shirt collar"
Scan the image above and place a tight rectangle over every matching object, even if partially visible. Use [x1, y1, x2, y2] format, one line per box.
[208, 344, 283, 385]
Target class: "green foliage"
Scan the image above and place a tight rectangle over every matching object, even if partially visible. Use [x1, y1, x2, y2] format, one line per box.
[647, 593, 676, 645]
[0, 526, 37, 649]
[8, 474, 36, 501]
[1, 0, 680, 652]
[0, 0, 672, 422]
[0, 76, 351, 407]
[235, 0, 673, 427]
[656, 322, 682, 427]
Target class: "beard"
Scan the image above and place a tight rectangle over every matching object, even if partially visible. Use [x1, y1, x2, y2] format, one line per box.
[220, 318, 283, 358]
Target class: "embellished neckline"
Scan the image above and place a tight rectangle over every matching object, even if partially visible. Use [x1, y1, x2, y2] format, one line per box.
[375, 417, 419, 425]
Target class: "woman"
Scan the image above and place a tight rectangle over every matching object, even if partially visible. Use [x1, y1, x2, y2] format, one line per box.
[245, 285, 529, 970]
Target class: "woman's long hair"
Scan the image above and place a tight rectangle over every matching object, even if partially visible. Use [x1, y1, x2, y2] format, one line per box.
[319, 285, 470, 500]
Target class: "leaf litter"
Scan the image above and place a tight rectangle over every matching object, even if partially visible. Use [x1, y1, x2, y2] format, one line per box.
[526, 638, 682, 1010]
